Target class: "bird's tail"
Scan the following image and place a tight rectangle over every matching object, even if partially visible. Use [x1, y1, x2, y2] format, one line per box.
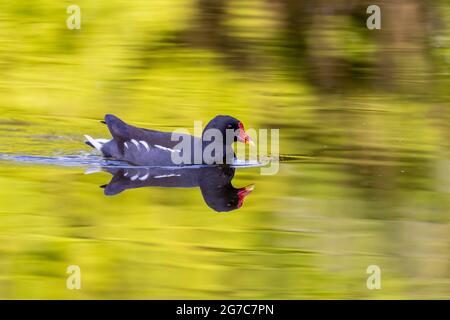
[84, 135, 110, 152]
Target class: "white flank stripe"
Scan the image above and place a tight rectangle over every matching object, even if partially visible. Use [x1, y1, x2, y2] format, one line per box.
[130, 174, 139, 181]
[139, 173, 149, 180]
[131, 139, 140, 149]
[154, 145, 180, 153]
[124, 142, 129, 150]
[154, 174, 181, 179]
[139, 140, 150, 152]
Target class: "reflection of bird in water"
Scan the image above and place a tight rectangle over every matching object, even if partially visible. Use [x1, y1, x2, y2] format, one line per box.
[98, 165, 254, 212]
[84, 114, 253, 166]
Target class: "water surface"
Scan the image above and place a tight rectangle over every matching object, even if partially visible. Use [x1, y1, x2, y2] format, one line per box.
[0, 0, 449, 299]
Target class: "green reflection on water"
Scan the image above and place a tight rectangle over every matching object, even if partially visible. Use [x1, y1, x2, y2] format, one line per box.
[0, 0, 449, 299]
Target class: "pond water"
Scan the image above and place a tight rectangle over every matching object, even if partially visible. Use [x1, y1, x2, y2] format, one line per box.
[0, 0, 449, 299]
[0, 109, 448, 299]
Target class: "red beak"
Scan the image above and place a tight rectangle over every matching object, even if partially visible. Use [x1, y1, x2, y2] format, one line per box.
[237, 184, 255, 208]
[238, 122, 253, 145]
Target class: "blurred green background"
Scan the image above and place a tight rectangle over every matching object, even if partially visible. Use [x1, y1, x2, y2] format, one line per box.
[0, 0, 449, 299]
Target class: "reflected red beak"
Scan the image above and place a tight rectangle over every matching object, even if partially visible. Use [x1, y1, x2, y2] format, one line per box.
[238, 122, 253, 145]
[237, 184, 255, 208]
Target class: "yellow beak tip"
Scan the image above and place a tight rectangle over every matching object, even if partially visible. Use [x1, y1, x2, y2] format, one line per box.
[245, 184, 255, 191]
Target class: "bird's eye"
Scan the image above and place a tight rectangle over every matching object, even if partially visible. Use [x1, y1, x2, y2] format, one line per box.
[227, 124, 232, 128]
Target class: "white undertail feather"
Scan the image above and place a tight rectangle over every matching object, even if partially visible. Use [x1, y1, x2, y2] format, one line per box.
[84, 166, 102, 175]
[84, 135, 109, 151]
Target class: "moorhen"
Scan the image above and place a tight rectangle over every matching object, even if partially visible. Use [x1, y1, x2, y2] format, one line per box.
[85, 114, 253, 166]
[98, 166, 254, 212]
